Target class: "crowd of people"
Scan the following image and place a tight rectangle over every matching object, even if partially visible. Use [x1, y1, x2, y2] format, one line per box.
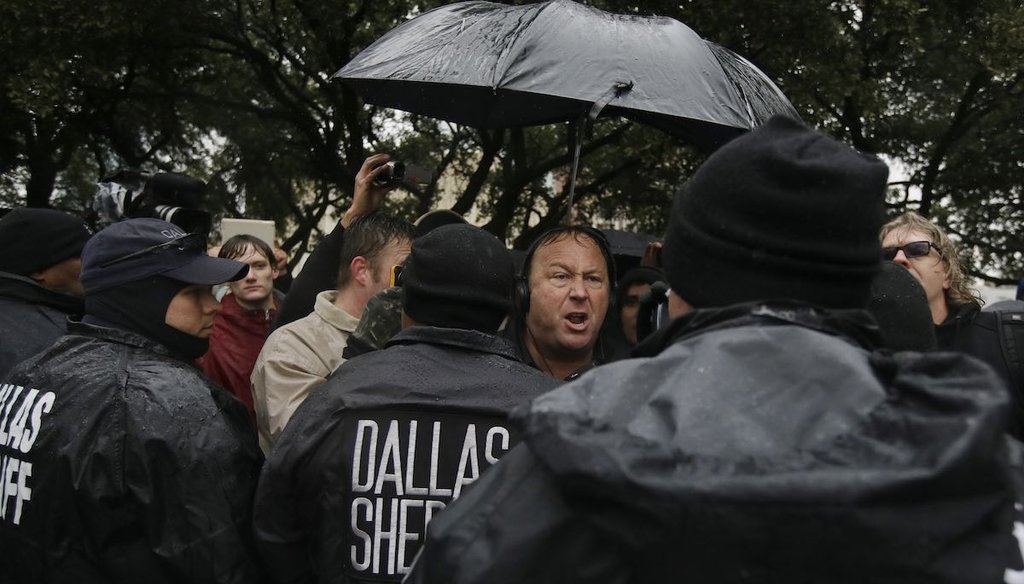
[0, 115, 1022, 583]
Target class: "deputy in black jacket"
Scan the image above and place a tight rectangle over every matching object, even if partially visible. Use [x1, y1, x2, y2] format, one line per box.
[0, 208, 91, 376]
[0, 218, 264, 584]
[406, 117, 1021, 584]
[253, 224, 559, 584]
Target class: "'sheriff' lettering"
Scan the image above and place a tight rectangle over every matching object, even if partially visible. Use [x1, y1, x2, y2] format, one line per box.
[0, 383, 57, 526]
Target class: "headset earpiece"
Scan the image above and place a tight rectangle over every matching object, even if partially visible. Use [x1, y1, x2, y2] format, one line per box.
[513, 225, 617, 319]
[513, 277, 531, 315]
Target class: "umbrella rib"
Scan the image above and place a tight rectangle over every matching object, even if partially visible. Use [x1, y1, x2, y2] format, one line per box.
[490, 5, 546, 89]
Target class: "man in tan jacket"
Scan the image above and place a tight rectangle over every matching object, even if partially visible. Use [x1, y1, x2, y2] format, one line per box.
[251, 212, 412, 453]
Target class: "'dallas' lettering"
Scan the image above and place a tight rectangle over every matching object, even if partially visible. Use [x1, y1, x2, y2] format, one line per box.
[348, 417, 513, 577]
[0, 383, 57, 526]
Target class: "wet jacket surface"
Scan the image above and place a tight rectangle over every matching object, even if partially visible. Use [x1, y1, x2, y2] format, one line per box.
[198, 292, 278, 427]
[407, 302, 1021, 584]
[939, 302, 1019, 402]
[253, 325, 560, 584]
[0, 271, 82, 377]
[0, 320, 265, 584]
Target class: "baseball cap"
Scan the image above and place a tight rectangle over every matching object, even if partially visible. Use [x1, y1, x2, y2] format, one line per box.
[81, 218, 248, 294]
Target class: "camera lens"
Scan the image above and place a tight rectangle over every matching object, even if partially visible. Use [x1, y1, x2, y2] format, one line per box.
[154, 205, 182, 223]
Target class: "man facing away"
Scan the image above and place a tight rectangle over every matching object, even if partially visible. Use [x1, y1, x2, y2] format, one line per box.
[0, 208, 91, 376]
[508, 226, 615, 381]
[405, 116, 1021, 584]
[0, 218, 265, 583]
[198, 234, 282, 428]
[252, 224, 559, 584]
[251, 212, 413, 453]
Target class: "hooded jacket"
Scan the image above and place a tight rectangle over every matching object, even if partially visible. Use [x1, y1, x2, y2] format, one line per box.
[0, 271, 83, 376]
[406, 302, 1021, 584]
[253, 325, 560, 584]
[0, 320, 265, 584]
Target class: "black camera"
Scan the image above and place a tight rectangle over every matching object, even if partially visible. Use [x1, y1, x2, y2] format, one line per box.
[94, 171, 212, 235]
[373, 161, 433, 187]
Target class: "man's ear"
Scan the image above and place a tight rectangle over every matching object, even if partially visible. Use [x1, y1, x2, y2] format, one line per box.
[667, 289, 694, 319]
[27, 269, 47, 286]
[349, 256, 371, 287]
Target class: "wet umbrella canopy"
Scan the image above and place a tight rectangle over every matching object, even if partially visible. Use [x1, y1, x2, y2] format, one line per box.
[335, 0, 798, 150]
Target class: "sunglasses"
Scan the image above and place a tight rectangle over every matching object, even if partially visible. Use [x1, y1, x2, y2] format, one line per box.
[881, 240, 941, 261]
[99, 233, 206, 268]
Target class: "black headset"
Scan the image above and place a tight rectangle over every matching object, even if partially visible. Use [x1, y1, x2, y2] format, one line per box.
[512, 225, 617, 316]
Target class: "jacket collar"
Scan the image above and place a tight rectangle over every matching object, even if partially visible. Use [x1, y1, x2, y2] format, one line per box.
[0, 270, 83, 314]
[219, 292, 278, 323]
[313, 290, 360, 333]
[502, 321, 608, 381]
[72, 317, 181, 358]
[388, 325, 523, 362]
[634, 300, 884, 358]
[937, 301, 980, 330]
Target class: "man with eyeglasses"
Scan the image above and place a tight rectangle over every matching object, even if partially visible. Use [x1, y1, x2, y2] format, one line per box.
[881, 211, 1023, 435]
[0, 218, 266, 583]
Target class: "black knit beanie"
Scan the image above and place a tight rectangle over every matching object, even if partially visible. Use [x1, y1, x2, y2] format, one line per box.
[663, 115, 888, 309]
[0, 208, 91, 275]
[402, 224, 513, 332]
[868, 262, 937, 351]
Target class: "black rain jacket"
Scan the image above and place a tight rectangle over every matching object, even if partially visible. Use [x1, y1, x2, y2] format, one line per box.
[0, 271, 82, 377]
[0, 320, 265, 584]
[253, 325, 560, 584]
[938, 302, 1023, 432]
[406, 301, 1022, 584]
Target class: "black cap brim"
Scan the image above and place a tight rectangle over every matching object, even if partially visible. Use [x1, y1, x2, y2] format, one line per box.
[163, 255, 249, 285]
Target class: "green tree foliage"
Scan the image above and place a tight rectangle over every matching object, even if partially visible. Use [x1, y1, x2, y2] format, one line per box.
[1, 0, 1021, 280]
[0, 0, 214, 210]
[643, 0, 1024, 281]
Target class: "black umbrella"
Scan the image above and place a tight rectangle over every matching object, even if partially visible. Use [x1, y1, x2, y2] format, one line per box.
[601, 228, 658, 258]
[335, 0, 798, 209]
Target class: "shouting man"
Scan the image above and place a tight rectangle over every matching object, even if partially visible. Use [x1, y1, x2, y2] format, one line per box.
[511, 226, 615, 380]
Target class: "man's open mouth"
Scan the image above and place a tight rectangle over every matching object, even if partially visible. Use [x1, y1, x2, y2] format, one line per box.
[566, 312, 588, 326]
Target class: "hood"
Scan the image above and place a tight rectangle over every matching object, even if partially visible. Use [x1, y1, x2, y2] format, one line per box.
[512, 302, 1019, 581]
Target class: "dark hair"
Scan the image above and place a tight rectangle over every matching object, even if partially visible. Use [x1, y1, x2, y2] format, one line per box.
[218, 234, 275, 265]
[338, 213, 414, 289]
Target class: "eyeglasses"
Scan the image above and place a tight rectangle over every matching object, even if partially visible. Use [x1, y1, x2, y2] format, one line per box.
[881, 240, 941, 261]
[389, 264, 405, 287]
[99, 233, 206, 268]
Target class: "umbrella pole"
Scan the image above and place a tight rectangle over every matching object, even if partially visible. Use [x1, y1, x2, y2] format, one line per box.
[565, 83, 632, 223]
[565, 113, 586, 223]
